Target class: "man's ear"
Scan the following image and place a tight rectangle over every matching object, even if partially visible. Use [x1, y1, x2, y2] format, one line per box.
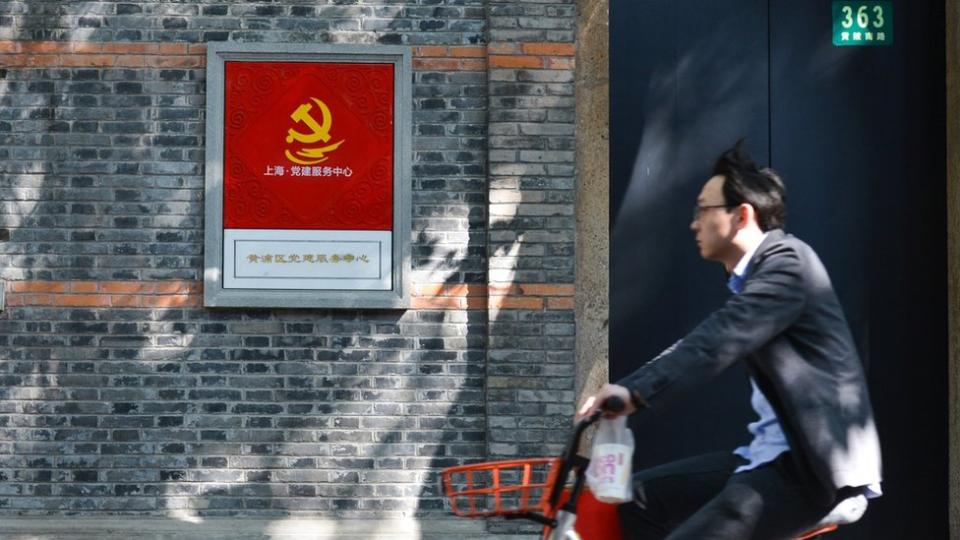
[736, 203, 754, 229]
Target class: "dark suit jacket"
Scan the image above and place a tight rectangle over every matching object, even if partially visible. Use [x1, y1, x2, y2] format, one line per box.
[617, 229, 882, 492]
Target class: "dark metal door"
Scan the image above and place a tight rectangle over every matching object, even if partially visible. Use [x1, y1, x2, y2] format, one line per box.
[610, 0, 770, 466]
[610, 1, 946, 537]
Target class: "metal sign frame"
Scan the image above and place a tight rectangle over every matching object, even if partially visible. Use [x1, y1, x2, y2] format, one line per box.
[203, 42, 411, 308]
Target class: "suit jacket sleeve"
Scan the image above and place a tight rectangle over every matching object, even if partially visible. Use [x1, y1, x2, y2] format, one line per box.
[616, 243, 807, 406]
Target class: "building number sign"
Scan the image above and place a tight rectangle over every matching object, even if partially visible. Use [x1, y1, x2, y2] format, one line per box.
[833, 1, 893, 47]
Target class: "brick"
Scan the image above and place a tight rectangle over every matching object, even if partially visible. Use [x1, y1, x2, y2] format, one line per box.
[487, 43, 521, 55]
[0, 41, 23, 53]
[8, 281, 68, 293]
[412, 297, 465, 310]
[488, 296, 544, 310]
[450, 46, 486, 58]
[69, 281, 99, 293]
[54, 294, 110, 307]
[141, 295, 200, 308]
[546, 57, 575, 70]
[412, 58, 460, 71]
[100, 282, 155, 294]
[521, 43, 576, 56]
[489, 55, 543, 69]
[487, 283, 523, 296]
[413, 283, 486, 297]
[546, 297, 575, 310]
[414, 45, 449, 57]
[157, 43, 190, 55]
[21, 41, 69, 54]
[459, 59, 486, 71]
[518, 284, 574, 297]
[99, 42, 159, 55]
[69, 43, 102, 54]
[152, 281, 190, 295]
[109, 295, 141, 308]
[147, 56, 203, 69]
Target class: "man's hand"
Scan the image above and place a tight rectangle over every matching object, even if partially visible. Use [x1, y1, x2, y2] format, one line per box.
[576, 383, 636, 422]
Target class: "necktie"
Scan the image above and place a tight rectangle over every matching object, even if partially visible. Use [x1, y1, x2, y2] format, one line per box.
[727, 272, 745, 295]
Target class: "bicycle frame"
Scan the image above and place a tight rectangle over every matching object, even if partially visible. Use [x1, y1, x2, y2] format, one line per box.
[442, 402, 841, 540]
[538, 412, 600, 539]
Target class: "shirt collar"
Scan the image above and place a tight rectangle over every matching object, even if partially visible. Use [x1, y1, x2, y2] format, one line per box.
[732, 232, 769, 278]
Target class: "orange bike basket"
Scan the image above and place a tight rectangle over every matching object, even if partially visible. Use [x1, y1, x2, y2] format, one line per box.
[441, 458, 562, 518]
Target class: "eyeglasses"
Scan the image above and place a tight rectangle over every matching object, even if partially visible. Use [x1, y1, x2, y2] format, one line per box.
[692, 204, 731, 221]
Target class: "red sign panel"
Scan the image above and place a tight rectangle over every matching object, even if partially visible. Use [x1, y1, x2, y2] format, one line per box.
[223, 62, 394, 230]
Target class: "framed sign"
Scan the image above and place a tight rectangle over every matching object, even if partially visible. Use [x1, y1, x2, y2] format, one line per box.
[204, 43, 411, 308]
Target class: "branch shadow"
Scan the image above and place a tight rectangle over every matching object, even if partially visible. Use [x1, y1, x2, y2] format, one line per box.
[0, 5, 505, 539]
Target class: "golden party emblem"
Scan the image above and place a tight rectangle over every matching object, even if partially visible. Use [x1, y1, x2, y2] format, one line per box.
[284, 97, 345, 165]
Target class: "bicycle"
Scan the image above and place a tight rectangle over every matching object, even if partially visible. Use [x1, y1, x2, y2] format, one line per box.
[441, 397, 865, 540]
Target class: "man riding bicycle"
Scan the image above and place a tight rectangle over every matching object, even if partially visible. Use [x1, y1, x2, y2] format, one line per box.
[579, 142, 882, 539]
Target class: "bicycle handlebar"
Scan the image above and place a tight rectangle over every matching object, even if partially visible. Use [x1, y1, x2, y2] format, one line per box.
[546, 396, 628, 513]
[583, 394, 626, 424]
[600, 395, 626, 415]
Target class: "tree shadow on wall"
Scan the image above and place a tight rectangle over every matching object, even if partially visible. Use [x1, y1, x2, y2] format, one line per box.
[412, 209, 565, 540]
[0, 4, 502, 535]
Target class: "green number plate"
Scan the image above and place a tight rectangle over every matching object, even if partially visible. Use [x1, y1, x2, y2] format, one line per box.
[832, 1, 893, 46]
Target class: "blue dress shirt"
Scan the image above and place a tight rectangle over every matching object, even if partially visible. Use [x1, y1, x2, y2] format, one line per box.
[725, 244, 792, 473]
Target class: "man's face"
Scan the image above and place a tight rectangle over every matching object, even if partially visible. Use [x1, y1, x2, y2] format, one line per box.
[690, 175, 738, 262]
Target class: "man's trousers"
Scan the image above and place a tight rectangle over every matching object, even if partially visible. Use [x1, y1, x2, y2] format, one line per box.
[617, 451, 837, 540]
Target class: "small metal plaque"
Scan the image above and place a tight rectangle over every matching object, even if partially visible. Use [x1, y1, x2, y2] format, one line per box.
[833, 2, 893, 47]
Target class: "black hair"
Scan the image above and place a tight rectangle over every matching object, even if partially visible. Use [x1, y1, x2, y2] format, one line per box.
[712, 139, 786, 231]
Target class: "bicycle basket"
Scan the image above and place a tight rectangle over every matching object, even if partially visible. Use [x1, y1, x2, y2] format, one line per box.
[441, 458, 562, 518]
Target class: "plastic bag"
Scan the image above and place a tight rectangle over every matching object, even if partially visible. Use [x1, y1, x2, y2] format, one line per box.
[585, 416, 634, 503]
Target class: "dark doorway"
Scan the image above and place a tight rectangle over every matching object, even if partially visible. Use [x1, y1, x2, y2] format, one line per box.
[610, 1, 946, 538]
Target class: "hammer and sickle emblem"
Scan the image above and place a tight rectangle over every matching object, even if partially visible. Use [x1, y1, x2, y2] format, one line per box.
[284, 97, 345, 165]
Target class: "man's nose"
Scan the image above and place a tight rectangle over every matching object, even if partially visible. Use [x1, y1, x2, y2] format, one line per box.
[690, 219, 699, 232]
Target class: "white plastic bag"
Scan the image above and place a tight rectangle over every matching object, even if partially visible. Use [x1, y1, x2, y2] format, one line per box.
[585, 416, 634, 503]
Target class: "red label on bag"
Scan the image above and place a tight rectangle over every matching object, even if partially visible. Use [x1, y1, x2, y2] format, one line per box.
[222, 61, 394, 230]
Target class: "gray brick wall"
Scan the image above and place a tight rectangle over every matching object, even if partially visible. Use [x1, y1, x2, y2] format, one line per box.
[1, 2, 486, 46]
[486, 1, 577, 455]
[485, 2, 577, 534]
[0, 308, 486, 515]
[0, 0, 578, 528]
